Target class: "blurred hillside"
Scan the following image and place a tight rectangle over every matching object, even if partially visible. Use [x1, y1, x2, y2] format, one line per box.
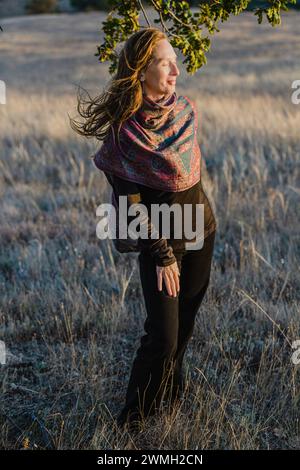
[0, 0, 299, 19]
[0, 0, 73, 17]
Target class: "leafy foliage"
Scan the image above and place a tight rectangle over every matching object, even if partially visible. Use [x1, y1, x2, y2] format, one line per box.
[95, 0, 298, 75]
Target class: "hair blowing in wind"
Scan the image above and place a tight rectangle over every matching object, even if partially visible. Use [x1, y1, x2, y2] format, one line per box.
[69, 27, 167, 144]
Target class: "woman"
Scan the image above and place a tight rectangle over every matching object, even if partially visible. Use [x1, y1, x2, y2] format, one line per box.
[70, 27, 217, 434]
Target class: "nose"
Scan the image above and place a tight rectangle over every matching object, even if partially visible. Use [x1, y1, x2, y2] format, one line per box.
[172, 63, 180, 77]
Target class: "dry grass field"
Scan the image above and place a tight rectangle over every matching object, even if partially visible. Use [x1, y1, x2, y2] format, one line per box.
[0, 9, 299, 450]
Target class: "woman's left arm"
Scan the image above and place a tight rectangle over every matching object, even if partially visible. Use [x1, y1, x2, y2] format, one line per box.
[105, 172, 177, 267]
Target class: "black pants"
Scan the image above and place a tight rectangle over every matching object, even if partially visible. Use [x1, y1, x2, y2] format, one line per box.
[117, 230, 216, 425]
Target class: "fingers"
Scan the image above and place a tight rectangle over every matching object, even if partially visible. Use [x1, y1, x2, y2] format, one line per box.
[157, 266, 180, 297]
[164, 271, 175, 297]
[157, 268, 162, 292]
[174, 268, 180, 293]
[171, 261, 180, 296]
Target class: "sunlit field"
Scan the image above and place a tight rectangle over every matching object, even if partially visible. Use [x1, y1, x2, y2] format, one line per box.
[0, 9, 299, 450]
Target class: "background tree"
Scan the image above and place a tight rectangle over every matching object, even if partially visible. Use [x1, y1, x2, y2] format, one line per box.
[25, 0, 58, 14]
[95, 0, 298, 75]
[70, 0, 111, 11]
[0, 0, 298, 63]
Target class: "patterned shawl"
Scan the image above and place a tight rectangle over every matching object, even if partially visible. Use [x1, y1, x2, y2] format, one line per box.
[92, 91, 201, 191]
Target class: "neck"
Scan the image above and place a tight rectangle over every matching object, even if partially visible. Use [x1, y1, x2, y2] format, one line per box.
[143, 92, 175, 106]
[144, 93, 166, 102]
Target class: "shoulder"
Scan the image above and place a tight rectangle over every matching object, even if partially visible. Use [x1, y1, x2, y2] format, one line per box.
[178, 95, 196, 112]
[178, 95, 198, 121]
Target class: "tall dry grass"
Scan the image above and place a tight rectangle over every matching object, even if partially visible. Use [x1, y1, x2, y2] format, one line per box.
[0, 10, 299, 450]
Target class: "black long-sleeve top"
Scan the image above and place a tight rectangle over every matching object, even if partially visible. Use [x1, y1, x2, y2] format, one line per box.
[104, 171, 217, 267]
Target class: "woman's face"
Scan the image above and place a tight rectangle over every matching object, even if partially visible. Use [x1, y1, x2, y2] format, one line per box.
[141, 39, 180, 102]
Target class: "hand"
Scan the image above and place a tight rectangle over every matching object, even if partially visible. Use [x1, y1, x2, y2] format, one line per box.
[156, 260, 180, 297]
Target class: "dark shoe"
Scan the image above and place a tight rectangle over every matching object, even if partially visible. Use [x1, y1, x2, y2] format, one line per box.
[116, 410, 144, 436]
[125, 418, 144, 436]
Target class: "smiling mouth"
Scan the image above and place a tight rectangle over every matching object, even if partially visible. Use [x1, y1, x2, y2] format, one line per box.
[168, 81, 176, 84]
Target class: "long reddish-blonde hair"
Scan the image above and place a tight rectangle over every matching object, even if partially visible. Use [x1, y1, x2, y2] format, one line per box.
[69, 27, 167, 143]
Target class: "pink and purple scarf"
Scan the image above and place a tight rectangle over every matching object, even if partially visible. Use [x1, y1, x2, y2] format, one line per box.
[93, 91, 201, 192]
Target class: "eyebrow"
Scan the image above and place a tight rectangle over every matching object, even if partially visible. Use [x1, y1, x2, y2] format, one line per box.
[155, 56, 178, 62]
